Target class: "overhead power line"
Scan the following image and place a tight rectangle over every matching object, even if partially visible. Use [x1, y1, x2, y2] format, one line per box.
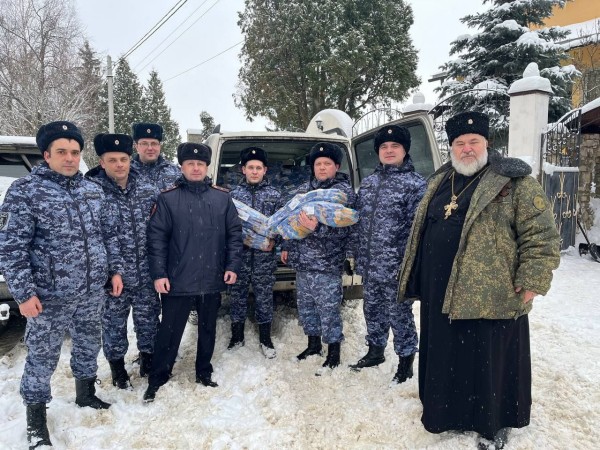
[164, 40, 242, 82]
[120, 0, 189, 62]
[136, 0, 222, 74]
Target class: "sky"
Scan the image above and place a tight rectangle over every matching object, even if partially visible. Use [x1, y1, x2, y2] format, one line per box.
[75, 0, 488, 138]
[0, 199, 599, 448]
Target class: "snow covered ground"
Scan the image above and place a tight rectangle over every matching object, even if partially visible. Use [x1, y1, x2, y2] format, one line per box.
[1, 240, 599, 449]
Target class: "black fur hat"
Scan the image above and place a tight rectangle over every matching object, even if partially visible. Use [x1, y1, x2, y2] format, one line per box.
[132, 122, 163, 142]
[94, 133, 133, 156]
[445, 111, 489, 145]
[177, 142, 211, 165]
[240, 146, 268, 166]
[373, 125, 411, 153]
[36, 121, 84, 154]
[308, 142, 343, 167]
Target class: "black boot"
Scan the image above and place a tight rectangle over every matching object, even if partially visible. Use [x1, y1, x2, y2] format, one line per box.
[26, 403, 52, 449]
[108, 358, 131, 389]
[259, 322, 276, 359]
[75, 377, 111, 409]
[349, 344, 386, 371]
[392, 354, 415, 384]
[227, 322, 245, 349]
[139, 352, 153, 378]
[297, 336, 322, 360]
[322, 342, 341, 369]
[143, 384, 159, 403]
[196, 374, 218, 387]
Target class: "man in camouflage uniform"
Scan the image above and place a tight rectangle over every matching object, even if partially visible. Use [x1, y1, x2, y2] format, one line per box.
[131, 122, 180, 191]
[397, 112, 560, 449]
[348, 125, 426, 383]
[228, 147, 282, 358]
[0, 122, 121, 449]
[86, 133, 161, 389]
[281, 142, 356, 374]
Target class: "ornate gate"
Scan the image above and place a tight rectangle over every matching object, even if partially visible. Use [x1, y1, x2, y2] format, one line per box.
[540, 109, 582, 250]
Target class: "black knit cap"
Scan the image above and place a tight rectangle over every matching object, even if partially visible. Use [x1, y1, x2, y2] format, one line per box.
[177, 142, 211, 165]
[36, 121, 84, 154]
[308, 142, 343, 167]
[94, 133, 133, 157]
[445, 111, 489, 145]
[240, 146, 268, 166]
[373, 125, 411, 153]
[132, 122, 163, 142]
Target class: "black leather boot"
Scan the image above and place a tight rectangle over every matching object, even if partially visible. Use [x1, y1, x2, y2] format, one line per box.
[139, 352, 153, 378]
[75, 377, 111, 409]
[349, 344, 386, 371]
[297, 336, 322, 360]
[143, 384, 159, 403]
[259, 322, 276, 359]
[322, 342, 341, 369]
[227, 322, 245, 349]
[196, 374, 218, 387]
[108, 358, 131, 389]
[26, 403, 52, 449]
[392, 354, 415, 384]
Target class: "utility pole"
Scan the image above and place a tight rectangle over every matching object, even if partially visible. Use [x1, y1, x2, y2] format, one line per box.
[107, 55, 115, 133]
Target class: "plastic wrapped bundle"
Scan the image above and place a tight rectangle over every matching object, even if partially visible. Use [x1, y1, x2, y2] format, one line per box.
[242, 225, 273, 251]
[276, 201, 359, 240]
[268, 188, 348, 231]
[232, 199, 275, 237]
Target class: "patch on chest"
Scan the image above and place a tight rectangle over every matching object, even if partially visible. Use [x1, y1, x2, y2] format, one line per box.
[0, 212, 10, 231]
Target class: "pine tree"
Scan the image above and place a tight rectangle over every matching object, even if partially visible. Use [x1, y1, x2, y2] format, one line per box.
[113, 59, 144, 137]
[198, 111, 216, 140]
[237, 0, 420, 130]
[142, 70, 180, 162]
[437, 0, 579, 123]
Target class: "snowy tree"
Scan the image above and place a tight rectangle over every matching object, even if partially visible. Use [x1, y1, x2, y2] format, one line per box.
[112, 59, 144, 137]
[437, 0, 579, 123]
[198, 111, 216, 140]
[0, 0, 87, 135]
[236, 0, 420, 130]
[141, 70, 180, 162]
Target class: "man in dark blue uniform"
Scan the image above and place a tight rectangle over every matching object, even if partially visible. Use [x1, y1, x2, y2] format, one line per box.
[228, 147, 282, 358]
[0, 121, 120, 449]
[86, 133, 161, 389]
[144, 143, 243, 402]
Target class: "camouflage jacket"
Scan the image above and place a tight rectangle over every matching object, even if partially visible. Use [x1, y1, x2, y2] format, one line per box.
[348, 157, 426, 283]
[131, 154, 180, 191]
[231, 178, 282, 269]
[284, 172, 356, 274]
[86, 166, 159, 288]
[0, 163, 122, 303]
[397, 150, 561, 320]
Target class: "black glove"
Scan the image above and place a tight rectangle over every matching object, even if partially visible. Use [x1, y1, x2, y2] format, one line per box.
[343, 259, 354, 276]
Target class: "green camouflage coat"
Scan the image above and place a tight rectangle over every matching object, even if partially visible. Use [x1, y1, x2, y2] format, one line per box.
[397, 150, 560, 320]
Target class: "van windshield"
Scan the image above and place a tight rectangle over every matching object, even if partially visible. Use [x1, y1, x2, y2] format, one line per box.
[354, 122, 436, 181]
[217, 139, 351, 201]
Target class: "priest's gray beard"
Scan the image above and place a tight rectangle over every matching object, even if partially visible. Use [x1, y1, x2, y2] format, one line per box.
[451, 150, 488, 176]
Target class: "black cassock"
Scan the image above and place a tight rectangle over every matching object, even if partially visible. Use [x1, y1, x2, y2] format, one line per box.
[409, 169, 531, 440]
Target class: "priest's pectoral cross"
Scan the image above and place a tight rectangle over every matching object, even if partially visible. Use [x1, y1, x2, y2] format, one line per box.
[444, 195, 458, 220]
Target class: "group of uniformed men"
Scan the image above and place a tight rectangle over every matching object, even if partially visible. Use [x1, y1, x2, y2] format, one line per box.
[0, 111, 560, 450]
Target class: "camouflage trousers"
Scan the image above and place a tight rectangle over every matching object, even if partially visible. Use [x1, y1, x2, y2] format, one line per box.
[296, 271, 344, 344]
[363, 279, 417, 356]
[102, 285, 160, 361]
[229, 250, 276, 324]
[20, 292, 103, 404]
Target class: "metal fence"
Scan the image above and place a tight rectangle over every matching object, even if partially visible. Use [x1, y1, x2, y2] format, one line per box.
[352, 108, 403, 137]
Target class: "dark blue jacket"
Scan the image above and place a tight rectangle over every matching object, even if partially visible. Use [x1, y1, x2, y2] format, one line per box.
[0, 163, 121, 303]
[348, 158, 426, 282]
[86, 166, 159, 288]
[284, 172, 356, 274]
[231, 178, 282, 273]
[147, 177, 243, 295]
[131, 154, 180, 191]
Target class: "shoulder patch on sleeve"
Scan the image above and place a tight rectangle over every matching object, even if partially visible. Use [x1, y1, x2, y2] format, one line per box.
[533, 195, 547, 211]
[0, 212, 10, 231]
[211, 185, 230, 193]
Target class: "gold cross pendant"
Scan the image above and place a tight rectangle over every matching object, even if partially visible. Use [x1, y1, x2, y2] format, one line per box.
[444, 195, 458, 220]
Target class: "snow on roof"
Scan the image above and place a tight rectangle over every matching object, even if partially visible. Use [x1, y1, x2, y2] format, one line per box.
[0, 136, 36, 145]
[582, 96, 600, 115]
[557, 18, 600, 49]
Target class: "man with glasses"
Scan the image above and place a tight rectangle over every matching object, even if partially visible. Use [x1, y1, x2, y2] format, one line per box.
[131, 123, 180, 191]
